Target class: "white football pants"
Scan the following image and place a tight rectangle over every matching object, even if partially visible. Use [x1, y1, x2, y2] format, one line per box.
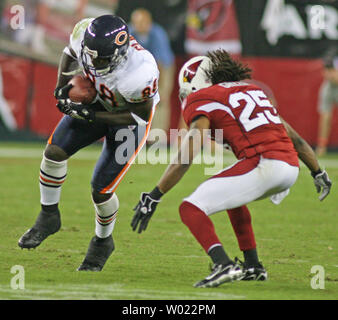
[184, 156, 299, 216]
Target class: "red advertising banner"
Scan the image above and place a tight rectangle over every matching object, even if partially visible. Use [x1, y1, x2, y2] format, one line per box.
[0, 52, 337, 147]
[30, 62, 62, 137]
[0, 54, 31, 130]
[0, 52, 61, 138]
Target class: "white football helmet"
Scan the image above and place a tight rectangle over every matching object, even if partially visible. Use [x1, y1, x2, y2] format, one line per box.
[178, 56, 212, 101]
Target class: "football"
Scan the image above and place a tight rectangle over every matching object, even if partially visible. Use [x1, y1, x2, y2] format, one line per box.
[68, 74, 97, 104]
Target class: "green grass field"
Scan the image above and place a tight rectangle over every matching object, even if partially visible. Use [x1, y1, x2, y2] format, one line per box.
[0, 142, 337, 300]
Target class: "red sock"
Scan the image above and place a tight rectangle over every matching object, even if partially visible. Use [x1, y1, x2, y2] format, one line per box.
[227, 206, 256, 251]
[179, 201, 221, 253]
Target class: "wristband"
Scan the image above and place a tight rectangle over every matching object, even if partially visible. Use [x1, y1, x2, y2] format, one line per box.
[311, 169, 322, 178]
[149, 186, 163, 200]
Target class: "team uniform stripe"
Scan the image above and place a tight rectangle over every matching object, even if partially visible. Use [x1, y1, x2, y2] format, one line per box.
[96, 211, 118, 225]
[39, 181, 62, 188]
[96, 210, 118, 220]
[100, 106, 155, 194]
[96, 217, 115, 225]
[196, 102, 235, 119]
[47, 126, 57, 145]
[40, 169, 67, 181]
[39, 175, 66, 185]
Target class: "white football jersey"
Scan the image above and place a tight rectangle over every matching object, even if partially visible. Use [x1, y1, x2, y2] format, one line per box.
[63, 18, 160, 112]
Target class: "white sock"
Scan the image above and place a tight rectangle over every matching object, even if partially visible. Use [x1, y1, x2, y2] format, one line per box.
[93, 193, 119, 239]
[39, 155, 67, 205]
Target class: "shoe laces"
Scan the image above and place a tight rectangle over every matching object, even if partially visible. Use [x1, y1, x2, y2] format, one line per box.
[234, 257, 246, 267]
[208, 262, 236, 275]
[234, 257, 264, 270]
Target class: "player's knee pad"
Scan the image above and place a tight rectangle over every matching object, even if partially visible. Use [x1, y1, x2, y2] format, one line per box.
[39, 154, 67, 205]
[93, 193, 119, 222]
[44, 144, 69, 162]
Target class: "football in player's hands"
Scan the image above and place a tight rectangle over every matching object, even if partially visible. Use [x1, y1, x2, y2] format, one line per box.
[68, 75, 97, 104]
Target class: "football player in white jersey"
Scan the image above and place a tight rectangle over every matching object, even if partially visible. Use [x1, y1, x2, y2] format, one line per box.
[18, 15, 160, 271]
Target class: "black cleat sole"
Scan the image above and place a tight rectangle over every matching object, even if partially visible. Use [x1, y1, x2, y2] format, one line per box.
[77, 235, 114, 272]
[18, 210, 61, 249]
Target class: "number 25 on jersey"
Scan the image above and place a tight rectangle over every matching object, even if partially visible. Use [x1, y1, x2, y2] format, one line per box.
[228, 90, 281, 132]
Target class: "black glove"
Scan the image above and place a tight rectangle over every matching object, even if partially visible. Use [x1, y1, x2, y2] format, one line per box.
[54, 84, 73, 100]
[54, 84, 73, 114]
[54, 84, 95, 121]
[131, 187, 163, 233]
[311, 169, 332, 201]
[65, 103, 96, 122]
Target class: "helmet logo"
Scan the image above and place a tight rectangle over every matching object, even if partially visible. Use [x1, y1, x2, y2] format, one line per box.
[183, 60, 203, 83]
[115, 31, 128, 46]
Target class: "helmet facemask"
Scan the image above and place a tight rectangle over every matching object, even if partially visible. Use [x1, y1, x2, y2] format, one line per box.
[81, 44, 128, 77]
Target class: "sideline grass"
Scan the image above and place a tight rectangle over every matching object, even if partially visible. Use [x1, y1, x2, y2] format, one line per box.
[0, 142, 337, 300]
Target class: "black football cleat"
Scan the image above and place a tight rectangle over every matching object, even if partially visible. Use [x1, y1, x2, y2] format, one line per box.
[241, 264, 268, 281]
[77, 235, 114, 271]
[235, 258, 268, 281]
[18, 209, 61, 249]
[194, 262, 243, 288]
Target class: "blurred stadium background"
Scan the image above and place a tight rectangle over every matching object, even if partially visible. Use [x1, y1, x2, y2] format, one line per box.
[0, 0, 337, 301]
[0, 0, 337, 148]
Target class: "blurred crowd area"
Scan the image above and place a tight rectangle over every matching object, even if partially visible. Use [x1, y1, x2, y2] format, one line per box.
[0, 0, 191, 64]
[0, 0, 119, 64]
[0, 0, 189, 136]
[0, 0, 337, 152]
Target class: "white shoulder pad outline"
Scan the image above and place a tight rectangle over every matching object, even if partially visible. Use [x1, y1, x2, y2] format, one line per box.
[69, 18, 94, 58]
[196, 102, 235, 119]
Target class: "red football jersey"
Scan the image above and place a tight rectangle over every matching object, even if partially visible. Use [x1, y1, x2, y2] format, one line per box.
[182, 81, 299, 167]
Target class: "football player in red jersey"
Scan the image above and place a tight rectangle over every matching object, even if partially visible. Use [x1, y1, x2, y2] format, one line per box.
[132, 50, 332, 288]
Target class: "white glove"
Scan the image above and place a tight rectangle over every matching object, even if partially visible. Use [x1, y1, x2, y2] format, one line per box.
[312, 170, 332, 201]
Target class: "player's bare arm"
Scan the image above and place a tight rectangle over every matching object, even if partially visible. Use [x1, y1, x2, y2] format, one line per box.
[281, 118, 320, 173]
[131, 115, 210, 233]
[281, 118, 332, 200]
[56, 48, 78, 88]
[157, 116, 210, 194]
[94, 97, 153, 126]
[54, 48, 82, 114]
